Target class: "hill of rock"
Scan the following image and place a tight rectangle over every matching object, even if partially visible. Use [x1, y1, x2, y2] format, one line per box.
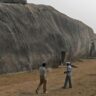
[0, 3, 96, 73]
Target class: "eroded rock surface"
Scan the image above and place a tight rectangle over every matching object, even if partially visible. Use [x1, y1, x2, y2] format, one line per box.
[0, 3, 95, 73]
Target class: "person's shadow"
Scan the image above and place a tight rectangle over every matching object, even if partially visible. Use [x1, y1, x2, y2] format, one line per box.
[18, 91, 47, 96]
[18, 91, 35, 96]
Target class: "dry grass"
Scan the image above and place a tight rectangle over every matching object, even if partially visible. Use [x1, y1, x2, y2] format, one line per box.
[0, 59, 96, 96]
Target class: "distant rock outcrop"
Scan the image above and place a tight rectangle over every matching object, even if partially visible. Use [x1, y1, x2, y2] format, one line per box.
[0, 0, 27, 4]
[0, 3, 96, 73]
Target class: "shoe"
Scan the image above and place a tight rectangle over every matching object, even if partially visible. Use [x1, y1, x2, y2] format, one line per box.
[62, 86, 66, 89]
[43, 91, 48, 94]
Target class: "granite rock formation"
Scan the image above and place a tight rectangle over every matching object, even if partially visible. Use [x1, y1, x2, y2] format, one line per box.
[0, 3, 96, 73]
[0, 0, 27, 4]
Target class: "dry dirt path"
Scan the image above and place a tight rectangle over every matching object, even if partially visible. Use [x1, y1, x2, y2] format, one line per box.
[0, 59, 96, 96]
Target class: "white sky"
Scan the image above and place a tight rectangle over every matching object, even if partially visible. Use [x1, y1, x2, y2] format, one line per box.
[28, 0, 96, 33]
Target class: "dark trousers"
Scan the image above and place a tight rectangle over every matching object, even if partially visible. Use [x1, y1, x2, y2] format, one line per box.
[64, 75, 72, 88]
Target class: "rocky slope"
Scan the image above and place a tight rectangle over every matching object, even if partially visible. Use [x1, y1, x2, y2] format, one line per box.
[0, 3, 96, 73]
[0, 0, 27, 4]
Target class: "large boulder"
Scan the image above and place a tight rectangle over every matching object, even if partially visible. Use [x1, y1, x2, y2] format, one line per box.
[0, 0, 27, 4]
[0, 3, 95, 73]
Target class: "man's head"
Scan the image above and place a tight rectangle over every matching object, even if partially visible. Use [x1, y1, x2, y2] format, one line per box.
[66, 62, 71, 66]
[42, 63, 46, 67]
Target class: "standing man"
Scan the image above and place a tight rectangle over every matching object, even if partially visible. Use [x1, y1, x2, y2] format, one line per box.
[63, 62, 72, 88]
[36, 62, 47, 94]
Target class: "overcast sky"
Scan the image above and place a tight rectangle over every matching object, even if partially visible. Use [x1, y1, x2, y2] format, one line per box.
[27, 0, 96, 33]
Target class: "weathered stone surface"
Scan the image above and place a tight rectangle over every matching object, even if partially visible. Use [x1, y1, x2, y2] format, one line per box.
[0, 0, 27, 4]
[0, 3, 95, 73]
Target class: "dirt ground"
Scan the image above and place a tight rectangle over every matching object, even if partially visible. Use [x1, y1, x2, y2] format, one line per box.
[0, 59, 96, 96]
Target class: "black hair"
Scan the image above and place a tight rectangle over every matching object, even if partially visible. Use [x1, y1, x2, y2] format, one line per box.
[42, 63, 46, 67]
[66, 62, 71, 66]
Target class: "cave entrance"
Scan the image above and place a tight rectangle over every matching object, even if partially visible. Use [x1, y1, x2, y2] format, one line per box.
[89, 42, 95, 57]
[60, 51, 66, 65]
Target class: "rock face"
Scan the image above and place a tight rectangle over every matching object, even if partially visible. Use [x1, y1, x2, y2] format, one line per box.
[0, 3, 96, 73]
[0, 0, 27, 4]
